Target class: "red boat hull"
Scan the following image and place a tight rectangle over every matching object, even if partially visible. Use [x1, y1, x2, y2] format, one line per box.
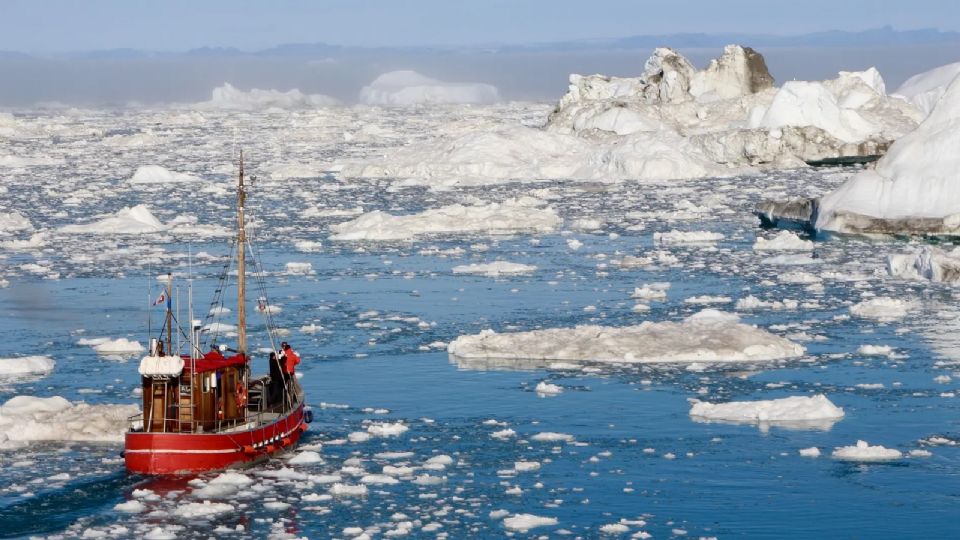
[125, 405, 306, 475]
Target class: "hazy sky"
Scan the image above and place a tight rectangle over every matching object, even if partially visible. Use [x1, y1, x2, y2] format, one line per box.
[3, 0, 960, 52]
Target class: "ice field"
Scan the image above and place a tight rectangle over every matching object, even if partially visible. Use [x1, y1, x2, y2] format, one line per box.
[1, 95, 960, 539]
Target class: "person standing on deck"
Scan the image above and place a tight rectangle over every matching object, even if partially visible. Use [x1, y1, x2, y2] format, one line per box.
[281, 342, 300, 375]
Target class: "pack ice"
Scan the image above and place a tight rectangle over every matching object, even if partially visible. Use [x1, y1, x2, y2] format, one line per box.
[0, 395, 139, 449]
[447, 310, 804, 364]
[341, 45, 920, 187]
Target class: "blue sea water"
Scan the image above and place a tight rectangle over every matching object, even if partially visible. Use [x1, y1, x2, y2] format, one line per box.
[0, 107, 958, 539]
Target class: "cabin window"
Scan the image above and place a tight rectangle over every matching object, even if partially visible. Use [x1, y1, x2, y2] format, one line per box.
[202, 375, 211, 393]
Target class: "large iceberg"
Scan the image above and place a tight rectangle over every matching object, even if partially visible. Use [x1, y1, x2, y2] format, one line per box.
[359, 70, 499, 106]
[447, 310, 805, 365]
[893, 62, 960, 117]
[816, 72, 960, 235]
[198, 83, 337, 110]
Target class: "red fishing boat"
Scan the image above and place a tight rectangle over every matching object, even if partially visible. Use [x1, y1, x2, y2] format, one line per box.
[125, 153, 310, 475]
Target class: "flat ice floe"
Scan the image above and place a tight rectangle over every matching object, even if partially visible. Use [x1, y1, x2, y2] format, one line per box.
[689, 394, 844, 429]
[0, 395, 139, 448]
[832, 440, 902, 461]
[452, 261, 537, 277]
[849, 297, 912, 320]
[448, 310, 804, 364]
[752, 230, 813, 251]
[502, 513, 559, 532]
[330, 198, 560, 241]
[359, 70, 499, 106]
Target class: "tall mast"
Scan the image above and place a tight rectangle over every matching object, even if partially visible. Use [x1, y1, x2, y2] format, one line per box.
[165, 273, 173, 356]
[237, 151, 247, 355]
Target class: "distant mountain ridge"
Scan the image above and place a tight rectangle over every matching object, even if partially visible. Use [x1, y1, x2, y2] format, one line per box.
[4, 26, 959, 60]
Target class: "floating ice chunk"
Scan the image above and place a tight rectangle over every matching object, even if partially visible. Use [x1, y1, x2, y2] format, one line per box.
[367, 422, 409, 437]
[893, 61, 960, 117]
[285, 262, 315, 275]
[0, 356, 55, 379]
[129, 165, 201, 185]
[531, 432, 575, 443]
[514, 461, 541, 472]
[0, 396, 138, 448]
[849, 297, 912, 320]
[491, 428, 516, 440]
[114, 500, 146, 513]
[909, 449, 933, 457]
[294, 240, 323, 253]
[288, 451, 323, 465]
[502, 513, 558, 532]
[689, 394, 844, 429]
[683, 295, 731, 305]
[60, 204, 166, 235]
[330, 199, 560, 241]
[752, 230, 813, 251]
[799, 447, 821, 457]
[832, 440, 902, 461]
[448, 310, 804, 364]
[654, 230, 724, 244]
[858, 345, 894, 357]
[199, 83, 337, 110]
[90, 338, 144, 355]
[888, 246, 960, 283]
[631, 283, 670, 300]
[535, 381, 564, 396]
[173, 501, 234, 518]
[329, 483, 368, 497]
[0, 211, 33, 235]
[736, 296, 798, 311]
[599, 523, 630, 534]
[359, 70, 499, 106]
[452, 262, 537, 277]
[360, 474, 399, 485]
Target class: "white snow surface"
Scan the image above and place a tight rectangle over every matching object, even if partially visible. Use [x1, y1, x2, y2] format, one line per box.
[817, 73, 960, 233]
[330, 198, 560, 241]
[448, 309, 804, 364]
[832, 440, 902, 461]
[0, 395, 139, 449]
[359, 70, 499, 106]
[199, 83, 337, 110]
[689, 394, 844, 427]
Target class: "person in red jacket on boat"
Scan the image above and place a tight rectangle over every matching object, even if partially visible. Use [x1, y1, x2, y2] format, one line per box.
[281, 342, 300, 375]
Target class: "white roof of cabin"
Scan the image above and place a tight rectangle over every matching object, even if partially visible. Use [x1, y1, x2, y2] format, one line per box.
[138, 356, 184, 377]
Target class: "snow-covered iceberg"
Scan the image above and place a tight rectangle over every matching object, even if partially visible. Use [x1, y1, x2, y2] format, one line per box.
[689, 394, 844, 430]
[329, 198, 560, 241]
[816, 71, 960, 235]
[197, 83, 337, 110]
[359, 70, 499, 106]
[448, 309, 805, 365]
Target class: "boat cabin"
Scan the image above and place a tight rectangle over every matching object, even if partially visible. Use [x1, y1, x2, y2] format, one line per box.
[138, 349, 250, 433]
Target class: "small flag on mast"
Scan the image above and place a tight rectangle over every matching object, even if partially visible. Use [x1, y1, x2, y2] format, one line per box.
[152, 291, 167, 306]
